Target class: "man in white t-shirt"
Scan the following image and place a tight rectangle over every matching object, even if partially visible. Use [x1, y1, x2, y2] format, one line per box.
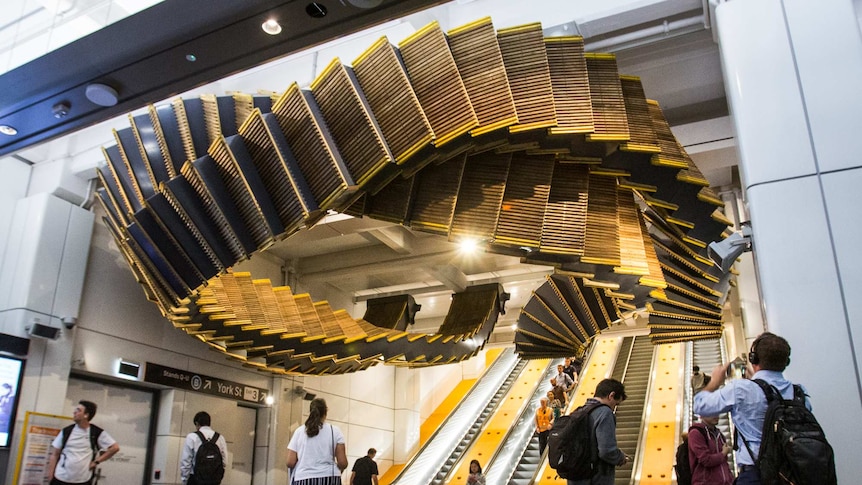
[47, 400, 119, 485]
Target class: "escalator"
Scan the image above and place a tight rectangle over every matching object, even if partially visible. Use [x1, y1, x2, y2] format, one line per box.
[391, 349, 521, 485]
[429, 358, 529, 485]
[508, 336, 624, 485]
[611, 335, 654, 485]
[470, 359, 560, 485]
[691, 338, 736, 474]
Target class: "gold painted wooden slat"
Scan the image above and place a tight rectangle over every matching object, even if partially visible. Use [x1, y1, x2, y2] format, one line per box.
[409, 154, 466, 235]
[237, 109, 310, 233]
[207, 136, 274, 247]
[545, 37, 593, 135]
[171, 98, 198, 163]
[615, 188, 650, 276]
[447, 17, 518, 136]
[449, 151, 511, 241]
[497, 23, 557, 132]
[493, 155, 554, 248]
[271, 83, 352, 211]
[584, 54, 630, 142]
[398, 22, 478, 147]
[200, 94, 223, 147]
[310, 59, 393, 188]
[352, 36, 434, 164]
[179, 160, 249, 262]
[111, 129, 147, 208]
[582, 173, 621, 266]
[648, 100, 688, 168]
[540, 163, 589, 255]
[619, 75, 659, 153]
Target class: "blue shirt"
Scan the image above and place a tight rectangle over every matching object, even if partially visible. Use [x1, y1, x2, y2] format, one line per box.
[693, 370, 810, 466]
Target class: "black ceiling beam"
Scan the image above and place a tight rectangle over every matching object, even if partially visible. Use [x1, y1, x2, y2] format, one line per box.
[0, 0, 444, 157]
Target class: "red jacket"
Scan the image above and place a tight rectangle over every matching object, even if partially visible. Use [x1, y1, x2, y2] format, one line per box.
[687, 422, 733, 485]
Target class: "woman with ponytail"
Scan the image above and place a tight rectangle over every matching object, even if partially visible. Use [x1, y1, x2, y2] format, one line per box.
[287, 398, 348, 485]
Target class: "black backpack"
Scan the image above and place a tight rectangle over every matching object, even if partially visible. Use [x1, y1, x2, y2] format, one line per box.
[737, 379, 836, 485]
[673, 427, 707, 485]
[547, 401, 607, 479]
[193, 431, 225, 485]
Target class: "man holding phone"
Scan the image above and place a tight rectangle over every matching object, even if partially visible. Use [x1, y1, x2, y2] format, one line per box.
[693, 332, 809, 485]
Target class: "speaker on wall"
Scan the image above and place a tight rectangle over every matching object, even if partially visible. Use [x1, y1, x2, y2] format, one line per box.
[27, 323, 60, 340]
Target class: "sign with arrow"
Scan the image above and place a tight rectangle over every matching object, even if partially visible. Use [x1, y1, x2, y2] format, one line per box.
[144, 362, 270, 404]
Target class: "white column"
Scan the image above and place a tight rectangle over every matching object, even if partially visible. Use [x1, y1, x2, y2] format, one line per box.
[715, 0, 862, 482]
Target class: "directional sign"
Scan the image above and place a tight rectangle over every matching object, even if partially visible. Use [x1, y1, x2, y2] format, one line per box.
[144, 362, 270, 404]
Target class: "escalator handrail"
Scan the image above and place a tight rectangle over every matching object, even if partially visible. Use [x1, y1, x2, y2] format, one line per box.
[391, 349, 520, 485]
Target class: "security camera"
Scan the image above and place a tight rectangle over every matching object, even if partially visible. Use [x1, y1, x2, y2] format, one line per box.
[52, 101, 71, 119]
[61, 317, 78, 330]
[707, 224, 753, 273]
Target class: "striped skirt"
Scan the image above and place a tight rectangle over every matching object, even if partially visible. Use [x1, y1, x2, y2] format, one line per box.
[293, 476, 342, 485]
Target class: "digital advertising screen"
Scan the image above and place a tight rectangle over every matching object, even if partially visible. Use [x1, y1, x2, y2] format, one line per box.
[0, 355, 24, 447]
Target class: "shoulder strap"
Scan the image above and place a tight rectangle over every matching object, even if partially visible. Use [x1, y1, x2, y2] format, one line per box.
[691, 425, 708, 441]
[60, 424, 75, 450]
[584, 401, 609, 415]
[792, 384, 807, 403]
[211, 432, 220, 444]
[89, 424, 103, 456]
[752, 378, 783, 402]
[195, 430, 206, 443]
[735, 427, 757, 462]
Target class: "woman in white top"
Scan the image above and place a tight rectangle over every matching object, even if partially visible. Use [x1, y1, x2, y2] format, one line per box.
[287, 398, 348, 485]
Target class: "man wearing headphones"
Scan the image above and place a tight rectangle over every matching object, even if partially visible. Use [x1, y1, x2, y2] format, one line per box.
[693, 332, 811, 485]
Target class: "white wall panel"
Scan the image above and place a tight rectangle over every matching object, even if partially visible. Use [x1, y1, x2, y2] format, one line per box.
[349, 364, 395, 409]
[784, 0, 862, 173]
[747, 176, 861, 483]
[0, 158, 29, 276]
[716, 0, 815, 187]
[821, 167, 862, 397]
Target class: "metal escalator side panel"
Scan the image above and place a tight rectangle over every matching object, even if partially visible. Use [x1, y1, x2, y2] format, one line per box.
[390, 349, 518, 485]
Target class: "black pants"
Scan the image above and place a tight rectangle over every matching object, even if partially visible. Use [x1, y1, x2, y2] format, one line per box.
[50, 478, 93, 485]
[538, 429, 550, 454]
[188, 475, 221, 485]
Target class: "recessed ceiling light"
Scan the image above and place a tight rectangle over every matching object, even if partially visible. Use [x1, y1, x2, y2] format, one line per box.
[262, 19, 282, 35]
[0, 125, 17, 136]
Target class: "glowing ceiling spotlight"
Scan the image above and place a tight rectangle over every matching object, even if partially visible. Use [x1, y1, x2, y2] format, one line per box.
[457, 237, 481, 254]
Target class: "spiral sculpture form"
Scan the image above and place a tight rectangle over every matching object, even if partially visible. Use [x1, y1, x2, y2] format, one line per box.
[96, 18, 732, 375]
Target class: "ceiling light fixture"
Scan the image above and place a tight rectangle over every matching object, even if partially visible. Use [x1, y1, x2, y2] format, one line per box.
[85, 83, 119, 107]
[0, 125, 17, 136]
[262, 19, 282, 35]
[457, 238, 480, 254]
